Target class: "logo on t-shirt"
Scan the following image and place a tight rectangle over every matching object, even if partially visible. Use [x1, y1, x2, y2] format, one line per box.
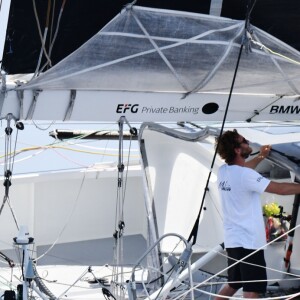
[257, 176, 264, 182]
[219, 181, 231, 191]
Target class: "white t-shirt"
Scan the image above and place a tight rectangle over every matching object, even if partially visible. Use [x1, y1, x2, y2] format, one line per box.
[217, 164, 270, 249]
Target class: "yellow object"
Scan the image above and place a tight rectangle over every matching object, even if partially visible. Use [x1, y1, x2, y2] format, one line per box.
[263, 202, 281, 217]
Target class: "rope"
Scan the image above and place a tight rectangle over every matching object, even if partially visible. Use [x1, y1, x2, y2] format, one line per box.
[0, 116, 23, 230]
[214, 245, 300, 280]
[188, 2, 251, 244]
[32, 119, 56, 131]
[112, 118, 137, 300]
[178, 224, 300, 300]
[193, 286, 297, 300]
[182, 25, 244, 98]
[112, 131, 126, 299]
[56, 267, 90, 299]
[250, 37, 300, 65]
[32, 263, 56, 299]
[4, 196, 19, 230]
[0, 144, 139, 160]
[122, 136, 132, 218]
[31, 0, 52, 78]
[38, 0, 67, 75]
[35, 171, 87, 262]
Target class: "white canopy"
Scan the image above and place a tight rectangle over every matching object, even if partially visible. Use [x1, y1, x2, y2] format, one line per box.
[1, 5, 300, 122]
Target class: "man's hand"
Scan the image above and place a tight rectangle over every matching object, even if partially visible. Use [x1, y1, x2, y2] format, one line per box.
[258, 145, 271, 159]
[245, 145, 271, 169]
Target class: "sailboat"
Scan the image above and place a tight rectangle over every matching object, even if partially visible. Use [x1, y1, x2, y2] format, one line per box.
[0, 1, 300, 299]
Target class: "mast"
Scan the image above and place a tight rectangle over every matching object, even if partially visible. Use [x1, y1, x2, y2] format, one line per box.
[0, 0, 12, 67]
[209, 0, 223, 16]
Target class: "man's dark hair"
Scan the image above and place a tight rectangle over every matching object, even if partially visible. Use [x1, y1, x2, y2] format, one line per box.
[215, 129, 241, 164]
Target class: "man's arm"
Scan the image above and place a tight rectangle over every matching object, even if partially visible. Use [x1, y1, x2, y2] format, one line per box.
[245, 145, 271, 169]
[266, 181, 300, 195]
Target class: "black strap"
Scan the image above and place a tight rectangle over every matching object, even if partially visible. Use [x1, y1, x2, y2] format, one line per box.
[188, 0, 255, 244]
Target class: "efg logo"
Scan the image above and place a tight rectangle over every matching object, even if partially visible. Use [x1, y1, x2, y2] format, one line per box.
[116, 104, 139, 113]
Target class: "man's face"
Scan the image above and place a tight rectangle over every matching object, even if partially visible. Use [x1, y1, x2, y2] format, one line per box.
[237, 135, 252, 159]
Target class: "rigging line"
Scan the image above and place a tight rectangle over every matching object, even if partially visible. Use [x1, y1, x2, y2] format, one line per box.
[0, 149, 45, 166]
[57, 267, 90, 299]
[115, 118, 126, 231]
[51, 148, 90, 167]
[193, 286, 294, 300]
[49, 0, 67, 56]
[144, 241, 190, 292]
[215, 246, 300, 279]
[187, 0, 257, 245]
[8, 130, 13, 172]
[182, 25, 245, 98]
[248, 0, 257, 16]
[0, 121, 21, 229]
[194, 276, 300, 288]
[206, 191, 223, 220]
[4, 128, 8, 175]
[99, 139, 110, 164]
[35, 171, 87, 262]
[49, 0, 56, 46]
[63, 142, 138, 152]
[0, 144, 139, 158]
[10, 127, 20, 175]
[53, 130, 112, 144]
[121, 136, 133, 218]
[250, 38, 300, 66]
[32, 119, 55, 130]
[0, 274, 15, 290]
[45, 0, 51, 28]
[31, 0, 52, 78]
[38, 0, 67, 75]
[114, 187, 121, 234]
[132, 236, 191, 293]
[185, 224, 300, 300]
[245, 95, 284, 122]
[250, 32, 300, 95]
[0, 195, 8, 217]
[5, 196, 19, 230]
[112, 121, 135, 298]
[114, 171, 124, 232]
[187, 25, 247, 245]
[153, 266, 181, 300]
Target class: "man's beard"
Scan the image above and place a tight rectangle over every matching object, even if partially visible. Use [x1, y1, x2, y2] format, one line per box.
[241, 147, 252, 159]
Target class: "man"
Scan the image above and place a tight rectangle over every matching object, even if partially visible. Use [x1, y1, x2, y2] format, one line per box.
[215, 129, 300, 299]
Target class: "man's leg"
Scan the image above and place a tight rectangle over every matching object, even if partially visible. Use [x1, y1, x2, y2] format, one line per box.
[241, 249, 267, 297]
[243, 291, 260, 298]
[215, 284, 236, 300]
[215, 248, 242, 299]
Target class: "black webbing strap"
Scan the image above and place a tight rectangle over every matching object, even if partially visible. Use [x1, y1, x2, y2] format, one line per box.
[188, 0, 256, 244]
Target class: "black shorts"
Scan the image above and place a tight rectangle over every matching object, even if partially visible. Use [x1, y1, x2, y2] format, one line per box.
[226, 247, 267, 293]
